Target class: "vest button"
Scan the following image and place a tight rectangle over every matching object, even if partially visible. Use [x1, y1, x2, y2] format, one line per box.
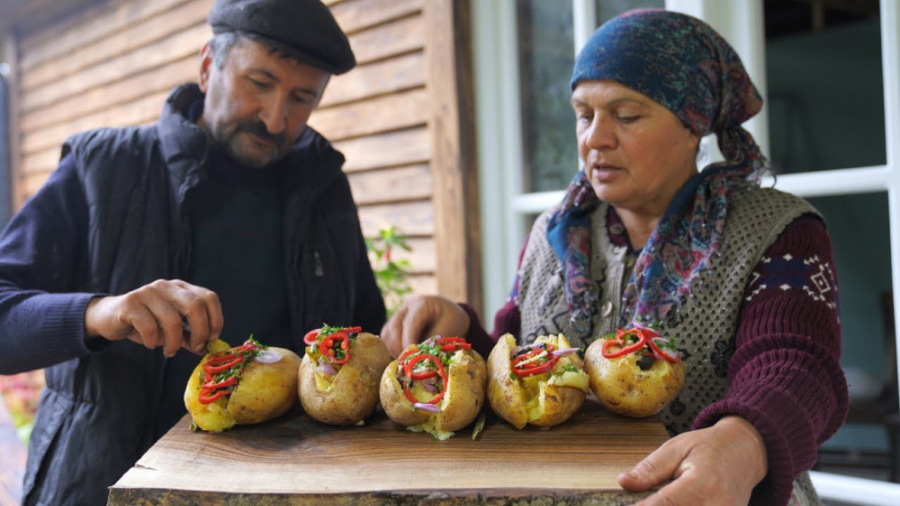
[601, 301, 614, 317]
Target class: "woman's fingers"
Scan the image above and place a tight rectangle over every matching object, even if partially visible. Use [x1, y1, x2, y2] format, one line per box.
[620, 418, 765, 505]
[400, 299, 431, 352]
[379, 295, 471, 357]
[380, 303, 408, 357]
[619, 437, 686, 491]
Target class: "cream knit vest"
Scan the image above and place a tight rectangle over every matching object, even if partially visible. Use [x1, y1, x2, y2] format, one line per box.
[518, 186, 817, 433]
[517, 186, 822, 504]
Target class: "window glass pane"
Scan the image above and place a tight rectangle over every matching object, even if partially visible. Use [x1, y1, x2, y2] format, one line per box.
[517, 0, 576, 193]
[765, 0, 884, 174]
[517, 0, 664, 193]
[807, 192, 894, 481]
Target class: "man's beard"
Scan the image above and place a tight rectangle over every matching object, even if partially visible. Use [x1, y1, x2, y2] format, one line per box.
[219, 119, 289, 168]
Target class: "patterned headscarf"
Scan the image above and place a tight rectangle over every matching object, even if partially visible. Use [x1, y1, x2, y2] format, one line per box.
[545, 8, 769, 335]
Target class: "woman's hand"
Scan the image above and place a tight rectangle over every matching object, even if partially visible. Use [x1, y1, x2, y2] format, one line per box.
[380, 295, 471, 357]
[84, 279, 223, 357]
[619, 416, 768, 506]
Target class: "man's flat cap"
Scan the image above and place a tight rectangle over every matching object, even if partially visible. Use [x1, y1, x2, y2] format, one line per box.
[208, 0, 355, 75]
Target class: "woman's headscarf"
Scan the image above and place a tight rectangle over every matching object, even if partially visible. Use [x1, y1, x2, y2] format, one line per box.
[544, 8, 769, 336]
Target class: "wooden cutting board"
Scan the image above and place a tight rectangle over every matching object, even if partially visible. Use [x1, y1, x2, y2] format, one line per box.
[108, 399, 670, 505]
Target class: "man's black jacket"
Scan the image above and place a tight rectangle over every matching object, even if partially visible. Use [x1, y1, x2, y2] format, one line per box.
[0, 84, 385, 505]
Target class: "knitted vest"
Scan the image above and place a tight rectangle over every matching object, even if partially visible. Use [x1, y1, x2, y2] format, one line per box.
[517, 186, 817, 434]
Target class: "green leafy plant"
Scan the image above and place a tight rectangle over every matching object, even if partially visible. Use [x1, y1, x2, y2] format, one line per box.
[366, 226, 413, 317]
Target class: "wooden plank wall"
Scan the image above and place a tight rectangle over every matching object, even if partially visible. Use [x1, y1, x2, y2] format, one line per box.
[12, 0, 450, 299]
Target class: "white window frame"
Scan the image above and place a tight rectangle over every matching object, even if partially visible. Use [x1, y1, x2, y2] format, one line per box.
[472, 0, 900, 503]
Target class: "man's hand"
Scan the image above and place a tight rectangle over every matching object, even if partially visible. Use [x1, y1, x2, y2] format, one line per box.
[618, 416, 768, 506]
[84, 279, 224, 357]
[380, 295, 471, 357]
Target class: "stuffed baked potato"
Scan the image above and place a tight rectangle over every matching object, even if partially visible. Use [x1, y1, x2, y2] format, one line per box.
[487, 333, 589, 429]
[185, 337, 301, 432]
[584, 326, 685, 418]
[379, 336, 486, 440]
[298, 325, 391, 425]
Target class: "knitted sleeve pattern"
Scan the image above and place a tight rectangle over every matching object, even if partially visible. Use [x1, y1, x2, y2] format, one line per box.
[461, 239, 529, 356]
[693, 214, 849, 505]
[0, 154, 97, 374]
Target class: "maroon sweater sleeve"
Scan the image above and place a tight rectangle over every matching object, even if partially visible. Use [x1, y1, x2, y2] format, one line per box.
[693, 215, 849, 505]
[459, 239, 529, 357]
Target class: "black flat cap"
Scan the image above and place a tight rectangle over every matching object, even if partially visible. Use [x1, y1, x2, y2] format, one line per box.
[208, 0, 356, 75]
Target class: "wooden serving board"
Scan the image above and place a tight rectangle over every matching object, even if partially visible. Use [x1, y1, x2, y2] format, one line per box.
[108, 400, 669, 505]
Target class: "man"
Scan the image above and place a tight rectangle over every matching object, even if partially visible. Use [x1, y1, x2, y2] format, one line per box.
[0, 1, 386, 504]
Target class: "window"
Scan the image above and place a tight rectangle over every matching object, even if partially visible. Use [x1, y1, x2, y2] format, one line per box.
[473, 0, 900, 502]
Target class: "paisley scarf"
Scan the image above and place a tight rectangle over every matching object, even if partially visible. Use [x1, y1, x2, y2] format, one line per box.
[545, 8, 769, 334]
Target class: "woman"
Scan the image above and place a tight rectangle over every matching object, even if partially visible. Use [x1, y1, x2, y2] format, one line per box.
[382, 9, 847, 506]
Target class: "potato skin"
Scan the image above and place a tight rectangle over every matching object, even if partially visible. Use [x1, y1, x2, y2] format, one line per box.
[298, 332, 391, 425]
[184, 340, 237, 432]
[584, 338, 685, 418]
[184, 342, 301, 431]
[487, 333, 587, 429]
[228, 347, 301, 424]
[487, 334, 528, 428]
[379, 345, 487, 434]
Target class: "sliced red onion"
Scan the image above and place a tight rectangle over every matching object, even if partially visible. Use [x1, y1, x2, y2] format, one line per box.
[254, 349, 282, 364]
[421, 382, 438, 393]
[551, 348, 579, 357]
[315, 358, 337, 376]
[510, 342, 546, 359]
[412, 402, 440, 413]
[631, 320, 661, 336]
[651, 338, 680, 361]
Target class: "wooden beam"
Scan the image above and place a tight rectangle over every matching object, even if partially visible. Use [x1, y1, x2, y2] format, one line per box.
[0, 0, 96, 36]
[346, 13, 424, 66]
[21, 22, 209, 114]
[358, 200, 433, 238]
[347, 163, 432, 206]
[319, 50, 425, 108]
[21, 54, 197, 135]
[329, 0, 422, 36]
[22, 0, 210, 90]
[333, 127, 430, 173]
[18, 0, 189, 71]
[21, 90, 169, 157]
[423, 0, 482, 313]
[307, 88, 427, 142]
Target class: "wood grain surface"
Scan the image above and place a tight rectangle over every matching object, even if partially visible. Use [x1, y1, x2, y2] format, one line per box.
[109, 399, 669, 505]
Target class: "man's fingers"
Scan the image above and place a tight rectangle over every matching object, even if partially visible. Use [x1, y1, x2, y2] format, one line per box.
[170, 280, 223, 352]
[141, 288, 189, 357]
[175, 291, 211, 353]
[123, 304, 162, 350]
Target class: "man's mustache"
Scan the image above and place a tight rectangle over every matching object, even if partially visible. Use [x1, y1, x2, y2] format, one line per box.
[236, 121, 285, 146]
